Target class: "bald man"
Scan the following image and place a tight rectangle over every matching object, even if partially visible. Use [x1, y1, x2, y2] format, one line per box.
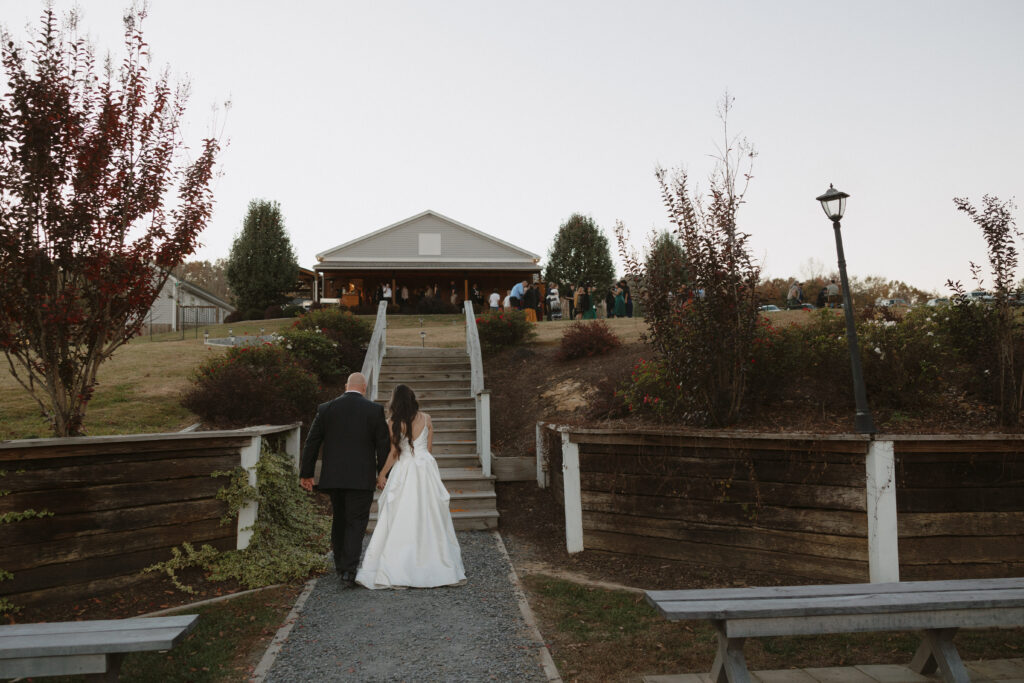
[300, 372, 390, 586]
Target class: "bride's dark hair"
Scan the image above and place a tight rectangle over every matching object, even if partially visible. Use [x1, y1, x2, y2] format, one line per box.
[388, 384, 419, 453]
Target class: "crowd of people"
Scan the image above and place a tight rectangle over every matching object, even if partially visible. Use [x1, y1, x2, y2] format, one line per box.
[490, 279, 634, 322]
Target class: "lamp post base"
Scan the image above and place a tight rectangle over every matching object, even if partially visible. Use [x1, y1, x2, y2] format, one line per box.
[855, 411, 877, 435]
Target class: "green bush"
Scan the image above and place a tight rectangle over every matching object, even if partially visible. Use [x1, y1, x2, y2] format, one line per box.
[278, 328, 347, 383]
[475, 310, 536, 352]
[182, 344, 320, 428]
[291, 308, 372, 373]
[617, 358, 689, 422]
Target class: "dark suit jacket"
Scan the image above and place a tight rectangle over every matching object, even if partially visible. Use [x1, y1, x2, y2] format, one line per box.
[300, 391, 391, 490]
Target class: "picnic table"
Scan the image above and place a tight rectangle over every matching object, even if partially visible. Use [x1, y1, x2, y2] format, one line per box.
[0, 614, 198, 681]
[646, 577, 1024, 683]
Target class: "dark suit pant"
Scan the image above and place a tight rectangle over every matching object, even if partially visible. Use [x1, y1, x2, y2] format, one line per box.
[328, 488, 375, 573]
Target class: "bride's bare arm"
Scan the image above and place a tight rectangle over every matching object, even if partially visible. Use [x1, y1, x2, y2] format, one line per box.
[377, 422, 399, 488]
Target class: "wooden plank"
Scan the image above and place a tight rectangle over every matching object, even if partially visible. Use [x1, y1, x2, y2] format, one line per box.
[0, 435, 255, 462]
[578, 452, 865, 486]
[0, 614, 196, 638]
[896, 459, 1024, 488]
[580, 472, 866, 511]
[492, 456, 535, 481]
[900, 563, 1024, 582]
[584, 511, 868, 562]
[584, 529, 868, 583]
[0, 476, 224, 516]
[1, 535, 235, 597]
[898, 535, 1024, 565]
[578, 441, 868, 462]
[0, 616, 198, 658]
[0, 499, 227, 548]
[646, 577, 1024, 604]
[898, 511, 1024, 537]
[2, 518, 230, 572]
[581, 490, 868, 536]
[4, 446, 246, 474]
[654, 588, 1024, 620]
[566, 429, 868, 450]
[723, 607, 1024, 638]
[3, 454, 239, 492]
[897, 487, 1022, 513]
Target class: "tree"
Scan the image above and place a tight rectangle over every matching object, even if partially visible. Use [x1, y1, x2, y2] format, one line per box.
[543, 213, 615, 291]
[617, 93, 760, 426]
[0, 8, 219, 436]
[173, 258, 232, 302]
[645, 230, 687, 287]
[226, 200, 298, 314]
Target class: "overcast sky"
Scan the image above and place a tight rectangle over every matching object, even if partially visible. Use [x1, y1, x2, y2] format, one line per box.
[2, 0, 1021, 292]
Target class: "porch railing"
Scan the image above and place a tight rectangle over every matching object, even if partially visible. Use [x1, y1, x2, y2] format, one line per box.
[360, 301, 389, 400]
[463, 301, 491, 477]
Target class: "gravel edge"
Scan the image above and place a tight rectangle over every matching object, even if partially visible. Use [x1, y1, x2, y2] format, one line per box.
[250, 577, 318, 683]
[490, 530, 563, 682]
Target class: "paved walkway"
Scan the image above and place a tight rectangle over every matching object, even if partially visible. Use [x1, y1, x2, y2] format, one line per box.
[644, 658, 1024, 682]
[259, 531, 557, 682]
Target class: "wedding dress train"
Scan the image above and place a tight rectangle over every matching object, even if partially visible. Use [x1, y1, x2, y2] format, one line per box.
[355, 425, 466, 589]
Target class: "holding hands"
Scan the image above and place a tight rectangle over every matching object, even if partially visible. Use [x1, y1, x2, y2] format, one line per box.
[376, 473, 387, 490]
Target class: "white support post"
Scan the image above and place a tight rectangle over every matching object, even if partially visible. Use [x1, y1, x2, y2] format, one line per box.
[866, 439, 900, 583]
[284, 425, 301, 473]
[237, 435, 262, 550]
[535, 422, 548, 488]
[478, 390, 491, 478]
[562, 432, 584, 553]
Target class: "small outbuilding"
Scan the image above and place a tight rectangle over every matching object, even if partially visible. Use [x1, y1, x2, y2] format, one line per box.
[143, 272, 236, 334]
[313, 210, 541, 309]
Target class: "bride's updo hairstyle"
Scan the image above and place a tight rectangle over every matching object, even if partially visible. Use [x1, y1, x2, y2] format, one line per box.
[388, 384, 419, 453]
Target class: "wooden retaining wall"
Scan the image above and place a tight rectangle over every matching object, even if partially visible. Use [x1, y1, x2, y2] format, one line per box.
[0, 425, 298, 608]
[539, 426, 1024, 584]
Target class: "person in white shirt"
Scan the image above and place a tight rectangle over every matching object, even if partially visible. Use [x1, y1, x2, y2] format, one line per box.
[502, 291, 511, 311]
[382, 283, 392, 305]
[488, 289, 500, 311]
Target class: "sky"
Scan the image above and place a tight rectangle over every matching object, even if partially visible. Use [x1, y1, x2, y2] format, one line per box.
[1, 0, 1021, 293]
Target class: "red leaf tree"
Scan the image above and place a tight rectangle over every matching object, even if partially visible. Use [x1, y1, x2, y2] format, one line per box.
[0, 8, 219, 436]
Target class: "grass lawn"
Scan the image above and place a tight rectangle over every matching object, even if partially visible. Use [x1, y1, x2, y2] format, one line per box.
[524, 574, 1024, 681]
[42, 583, 303, 683]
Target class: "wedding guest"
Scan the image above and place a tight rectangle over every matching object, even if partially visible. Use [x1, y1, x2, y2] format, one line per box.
[614, 282, 626, 318]
[510, 280, 527, 310]
[573, 285, 584, 320]
[581, 286, 596, 319]
[502, 290, 512, 311]
[488, 289, 501, 311]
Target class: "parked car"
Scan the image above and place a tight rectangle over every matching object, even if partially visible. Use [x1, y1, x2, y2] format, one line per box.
[876, 298, 911, 309]
[966, 290, 995, 304]
[801, 303, 817, 310]
[926, 298, 949, 307]
[758, 304, 781, 312]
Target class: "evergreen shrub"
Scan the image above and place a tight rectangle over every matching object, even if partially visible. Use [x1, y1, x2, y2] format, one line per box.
[292, 308, 372, 373]
[278, 328, 347, 383]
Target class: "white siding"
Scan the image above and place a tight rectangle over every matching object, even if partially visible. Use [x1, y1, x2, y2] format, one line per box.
[322, 214, 534, 263]
[148, 280, 177, 327]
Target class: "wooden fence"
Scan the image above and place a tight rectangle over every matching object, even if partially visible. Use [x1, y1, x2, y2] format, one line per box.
[0, 425, 300, 608]
[537, 425, 1024, 584]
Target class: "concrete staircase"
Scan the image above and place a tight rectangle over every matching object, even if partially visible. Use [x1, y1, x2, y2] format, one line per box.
[368, 346, 498, 530]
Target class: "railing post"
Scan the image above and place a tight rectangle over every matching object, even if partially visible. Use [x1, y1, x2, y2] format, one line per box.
[284, 425, 301, 473]
[562, 432, 584, 553]
[237, 434, 262, 550]
[478, 390, 491, 477]
[866, 439, 900, 582]
[535, 422, 548, 488]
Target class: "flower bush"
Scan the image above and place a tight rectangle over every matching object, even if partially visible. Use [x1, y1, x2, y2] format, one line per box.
[183, 344, 320, 428]
[475, 310, 536, 352]
[277, 328, 347, 383]
[617, 358, 690, 422]
[557, 320, 622, 360]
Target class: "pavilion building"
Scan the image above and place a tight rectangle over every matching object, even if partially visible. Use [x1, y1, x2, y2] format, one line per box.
[312, 210, 541, 308]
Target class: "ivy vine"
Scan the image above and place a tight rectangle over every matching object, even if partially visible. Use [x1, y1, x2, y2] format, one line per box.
[146, 442, 329, 593]
[0, 469, 54, 616]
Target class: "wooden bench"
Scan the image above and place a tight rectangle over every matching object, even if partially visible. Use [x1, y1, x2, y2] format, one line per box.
[646, 577, 1024, 683]
[0, 614, 198, 681]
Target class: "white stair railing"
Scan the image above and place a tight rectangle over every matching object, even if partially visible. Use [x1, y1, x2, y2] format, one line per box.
[463, 301, 491, 477]
[360, 301, 389, 401]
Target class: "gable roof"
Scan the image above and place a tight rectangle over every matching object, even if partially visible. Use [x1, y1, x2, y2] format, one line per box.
[315, 210, 540, 264]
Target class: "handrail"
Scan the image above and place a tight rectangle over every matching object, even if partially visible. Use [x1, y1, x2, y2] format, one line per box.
[360, 301, 389, 401]
[464, 301, 491, 477]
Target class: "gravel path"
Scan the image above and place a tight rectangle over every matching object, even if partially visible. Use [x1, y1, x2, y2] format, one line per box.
[264, 531, 550, 682]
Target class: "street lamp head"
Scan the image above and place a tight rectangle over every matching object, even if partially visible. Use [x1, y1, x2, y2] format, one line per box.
[816, 184, 849, 222]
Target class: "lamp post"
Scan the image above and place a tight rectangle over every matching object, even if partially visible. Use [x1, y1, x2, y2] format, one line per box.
[816, 184, 876, 435]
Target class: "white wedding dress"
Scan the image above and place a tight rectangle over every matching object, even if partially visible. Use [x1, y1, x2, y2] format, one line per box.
[355, 423, 466, 589]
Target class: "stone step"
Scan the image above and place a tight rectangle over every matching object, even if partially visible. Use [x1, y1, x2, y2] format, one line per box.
[368, 509, 499, 531]
[431, 441, 476, 455]
[384, 346, 467, 359]
[378, 379, 470, 391]
[371, 489, 495, 513]
[379, 370, 472, 382]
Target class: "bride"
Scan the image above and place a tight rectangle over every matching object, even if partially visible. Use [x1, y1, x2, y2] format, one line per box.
[356, 383, 466, 589]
